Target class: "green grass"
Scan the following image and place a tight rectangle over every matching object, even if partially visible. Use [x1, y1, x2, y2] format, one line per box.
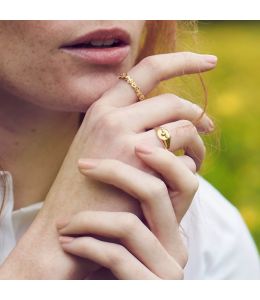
[197, 21, 260, 251]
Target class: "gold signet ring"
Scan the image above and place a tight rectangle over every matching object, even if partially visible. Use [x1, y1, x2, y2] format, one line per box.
[155, 127, 171, 150]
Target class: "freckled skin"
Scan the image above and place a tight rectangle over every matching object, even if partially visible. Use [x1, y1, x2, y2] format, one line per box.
[0, 21, 145, 112]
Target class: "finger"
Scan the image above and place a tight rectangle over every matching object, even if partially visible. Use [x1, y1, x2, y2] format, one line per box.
[60, 236, 159, 279]
[139, 120, 205, 171]
[59, 211, 184, 276]
[135, 145, 199, 222]
[177, 155, 197, 174]
[100, 52, 217, 107]
[124, 93, 214, 133]
[77, 158, 186, 265]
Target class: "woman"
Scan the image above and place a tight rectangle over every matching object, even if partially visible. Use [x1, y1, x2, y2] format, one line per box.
[0, 20, 259, 279]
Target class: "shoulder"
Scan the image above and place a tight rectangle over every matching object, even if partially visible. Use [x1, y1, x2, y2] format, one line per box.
[182, 175, 260, 279]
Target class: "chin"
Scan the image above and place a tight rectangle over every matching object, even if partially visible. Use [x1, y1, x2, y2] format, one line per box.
[60, 74, 121, 112]
[26, 70, 125, 112]
[35, 83, 114, 113]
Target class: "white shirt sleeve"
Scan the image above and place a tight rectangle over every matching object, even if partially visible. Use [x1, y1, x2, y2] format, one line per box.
[182, 176, 260, 279]
[0, 172, 16, 265]
[1, 171, 259, 279]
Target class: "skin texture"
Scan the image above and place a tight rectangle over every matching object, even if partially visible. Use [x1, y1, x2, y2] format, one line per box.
[58, 145, 199, 279]
[0, 21, 217, 279]
[0, 21, 145, 210]
[0, 21, 144, 112]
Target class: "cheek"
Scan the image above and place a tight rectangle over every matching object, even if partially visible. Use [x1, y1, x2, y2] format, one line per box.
[0, 22, 63, 104]
[0, 47, 136, 112]
[0, 42, 61, 106]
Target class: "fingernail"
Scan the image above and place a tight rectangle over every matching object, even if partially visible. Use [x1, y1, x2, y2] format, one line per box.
[78, 158, 98, 169]
[135, 144, 153, 154]
[56, 218, 70, 230]
[59, 236, 75, 244]
[204, 55, 218, 64]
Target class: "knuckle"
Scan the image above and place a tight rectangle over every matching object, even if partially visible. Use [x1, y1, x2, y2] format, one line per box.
[100, 113, 118, 129]
[141, 55, 154, 67]
[181, 51, 194, 58]
[179, 51, 194, 63]
[176, 120, 197, 137]
[167, 257, 185, 280]
[164, 95, 200, 117]
[160, 93, 183, 109]
[98, 111, 122, 131]
[86, 103, 110, 125]
[72, 211, 88, 225]
[89, 102, 106, 116]
[179, 52, 196, 72]
[187, 175, 199, 195]
[115, 136, 135, 159]
[140, 55, 162, 75]
[147, 179, 169, 201]
[174, 97, 191, 112]
[119, 213, 140, 238]
[182, 255, 189, 269]
[106, 244, 128, 268]
[187, 122, 197, 134]
[175, 267, 185, 280]
[164, 92, 175, 98]
[191, 102, 203, 115]
[162, 92, 179, 101]
[179, 119, 194, 128]
[179, 250, 189, 269]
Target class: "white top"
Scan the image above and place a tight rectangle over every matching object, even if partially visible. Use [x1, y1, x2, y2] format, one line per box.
[0, 171, 260, 279]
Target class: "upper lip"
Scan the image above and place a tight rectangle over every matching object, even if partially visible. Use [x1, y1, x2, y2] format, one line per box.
[61, 27, 131, 47]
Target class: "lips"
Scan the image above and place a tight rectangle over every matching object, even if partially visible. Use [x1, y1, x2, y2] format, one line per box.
[60, 27, 131, 65]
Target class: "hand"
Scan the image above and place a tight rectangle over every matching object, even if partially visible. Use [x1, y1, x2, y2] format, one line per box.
[43, 52, 216, 217]
[1, 52, 216, 279]
[57, 144, 198, 279]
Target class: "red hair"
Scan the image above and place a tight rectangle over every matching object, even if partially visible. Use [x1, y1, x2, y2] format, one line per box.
[0, 20, 207, 215]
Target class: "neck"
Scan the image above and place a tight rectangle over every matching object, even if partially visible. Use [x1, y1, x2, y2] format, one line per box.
[0, 93, 80, 210]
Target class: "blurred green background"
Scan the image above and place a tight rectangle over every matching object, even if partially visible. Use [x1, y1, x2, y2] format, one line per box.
[197, 21, 260, 251]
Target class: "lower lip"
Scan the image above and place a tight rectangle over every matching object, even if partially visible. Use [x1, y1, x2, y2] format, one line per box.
[61, 45, 130, 65]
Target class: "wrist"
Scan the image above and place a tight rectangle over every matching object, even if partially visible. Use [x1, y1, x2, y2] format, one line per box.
[0, 215, 93, 279]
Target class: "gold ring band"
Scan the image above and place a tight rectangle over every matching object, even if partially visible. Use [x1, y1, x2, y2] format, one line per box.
[155, 127, 171, 150]
[119, 73, 145, 101]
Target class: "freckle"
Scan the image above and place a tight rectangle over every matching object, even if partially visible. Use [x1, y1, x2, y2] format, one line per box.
[15, 141, 19, 146]
[31, 128, 36, 133]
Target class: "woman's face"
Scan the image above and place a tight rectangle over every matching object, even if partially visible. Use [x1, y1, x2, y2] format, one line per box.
[0, 21, 145, 111]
